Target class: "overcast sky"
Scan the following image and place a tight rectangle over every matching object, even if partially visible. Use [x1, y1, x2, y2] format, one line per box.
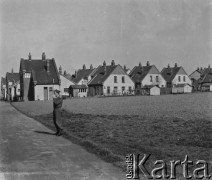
[0, 0, 211, 77]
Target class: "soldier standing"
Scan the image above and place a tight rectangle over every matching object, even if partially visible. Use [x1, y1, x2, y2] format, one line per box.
[53, 89, 63, 136]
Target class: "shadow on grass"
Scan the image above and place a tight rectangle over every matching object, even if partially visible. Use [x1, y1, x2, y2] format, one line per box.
[34, 130, 56, 136]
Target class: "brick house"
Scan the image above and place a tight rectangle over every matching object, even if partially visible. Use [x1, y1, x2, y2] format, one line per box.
[19, 53, 61, 101]
[5, 71, 20, 101]
[1, 77, 6, 100]
[88, 60, 134, 96]
[130, 61, 166, 90]
[161, 63, 192, 88]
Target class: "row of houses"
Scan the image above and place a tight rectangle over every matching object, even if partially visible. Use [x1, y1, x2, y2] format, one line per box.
[1, 53, 212, 101]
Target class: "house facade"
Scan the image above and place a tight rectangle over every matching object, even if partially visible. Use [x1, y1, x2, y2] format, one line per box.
[88, 60, 135, 96]
[5, 72, 20, 101]
[19, 53, 61, 101]
[130, 61, 166, 89]
[199, 65, 212, 91]
[1, 77, 6, 100]
[161, 63, 192, 88]
[69, 84, 88, 97]
[58, 66, 75, 97]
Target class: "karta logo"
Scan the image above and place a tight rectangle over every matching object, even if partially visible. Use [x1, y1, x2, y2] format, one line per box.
[126, 154, 211, 179]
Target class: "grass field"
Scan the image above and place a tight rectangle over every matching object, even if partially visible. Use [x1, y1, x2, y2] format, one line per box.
[11, 92, 212, 177]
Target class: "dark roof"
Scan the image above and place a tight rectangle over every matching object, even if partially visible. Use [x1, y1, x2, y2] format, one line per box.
[200, 73, 212, 84]
[1, 77, 6, 85]
[129, 65, 153, 83]
[88, 65, 118, 85]
[20, 59, 60, 85]
[161, 67, 181, 83]
[6, 73, 20, 83]
[72, 69, 95, 84]
[69, 84, 87, 89]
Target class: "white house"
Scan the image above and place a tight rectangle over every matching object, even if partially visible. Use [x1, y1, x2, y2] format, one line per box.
[5, 72, 20, 101]
[161, 63, 192, 88]
[88, 60, 135, 96]
[130, 61, 166, 90]
[19, 53, 61, 101]
[58, 66, 75, 96]
[1, 77, 6, 100]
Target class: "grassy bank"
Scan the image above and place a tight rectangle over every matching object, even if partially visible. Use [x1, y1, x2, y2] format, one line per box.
[11, 102, 212, 177]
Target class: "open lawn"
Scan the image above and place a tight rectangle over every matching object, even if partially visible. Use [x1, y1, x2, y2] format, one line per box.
[11, 93, 212, 177]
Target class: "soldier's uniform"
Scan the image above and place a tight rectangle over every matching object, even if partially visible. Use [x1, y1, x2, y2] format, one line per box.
[53, 93, 63, 135]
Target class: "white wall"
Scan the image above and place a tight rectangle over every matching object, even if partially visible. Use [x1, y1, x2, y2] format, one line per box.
[172, 75, 192, 86]
[59, 75, 75, 96]
[103, 74, 134, 95]
[34, 85, 60, 100]
[142, 74, 166, 87]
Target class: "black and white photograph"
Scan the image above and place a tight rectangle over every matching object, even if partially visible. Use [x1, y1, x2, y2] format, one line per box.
[0, 0, 211, 179]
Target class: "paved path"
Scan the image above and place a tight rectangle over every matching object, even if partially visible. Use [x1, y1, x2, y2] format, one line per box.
[0, 102, 126, 180]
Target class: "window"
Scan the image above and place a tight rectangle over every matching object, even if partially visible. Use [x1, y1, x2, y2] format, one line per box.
[107, 86, 110, 94]
[122, 76, 125, 83]
[18, 89, 20, 92]
[150, 76, 153, 82]
[114, 76, 117, 83]
[114, 86, 118, 94]
[156, 76, 159, 82]
[178, 76, 181, 82]
[24, 73, 31, 78]
[183, 76, 186, 82]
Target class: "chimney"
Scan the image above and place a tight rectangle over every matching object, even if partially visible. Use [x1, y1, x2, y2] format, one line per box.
[167, 64, 170, 68]
[64, 70, 67, 76]
[83, 64, 86, 70]
[174, 63, 178, 68]
[146, 61, 150, 66]
[90, 64, 93, 70]
[46, 60, 50, 73]
[59, 65, 62, 75]
[42, 52, 46, 60]
[208, 64, 211, 68]
[111, 60, 115, 66]
[103, 65, 106, 74]
[200, 67, 203, 71]
[197, 67, 199, 71]
[139, 62, 141, 67]
[11, 68, 13, 73]
[75, 70, 77, 78]
[103, 60, 106, 67]
[28, 52, 31, 60]
[124, 65, 126, 70]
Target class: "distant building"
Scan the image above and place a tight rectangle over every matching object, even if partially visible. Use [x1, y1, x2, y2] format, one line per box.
[72, 64, 96, 85]
[19, 53, 61, 101]
[88, 60, 135, 96]
[69, 84, 88, 97]
[58, 66, 75, 97]
[172, 84, 192, 94]
[161, 63, 192, 88]
[1, 77, 6, 100]
[5, 71, 20, 101]
[199, 65, 212, 92]
[130, 61, 166, 89]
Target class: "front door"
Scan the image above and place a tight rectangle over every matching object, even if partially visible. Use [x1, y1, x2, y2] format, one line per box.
[44, 87, 48, 100]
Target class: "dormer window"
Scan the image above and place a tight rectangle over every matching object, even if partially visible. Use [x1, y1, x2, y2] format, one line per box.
[24, 73, 31, 78]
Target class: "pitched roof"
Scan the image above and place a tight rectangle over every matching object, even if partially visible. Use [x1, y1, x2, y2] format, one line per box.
[88, 65, 118, 85]
[69, 84, 87, 89]
[72, 68, 95, 84]
[129, 65, 153, 83]
[161, 67, 181, 83]
[60, 74, 75, 84]
[200, 73, 212, 84]
[6, 73, 20, 83]
[20, 59, 60, 85]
